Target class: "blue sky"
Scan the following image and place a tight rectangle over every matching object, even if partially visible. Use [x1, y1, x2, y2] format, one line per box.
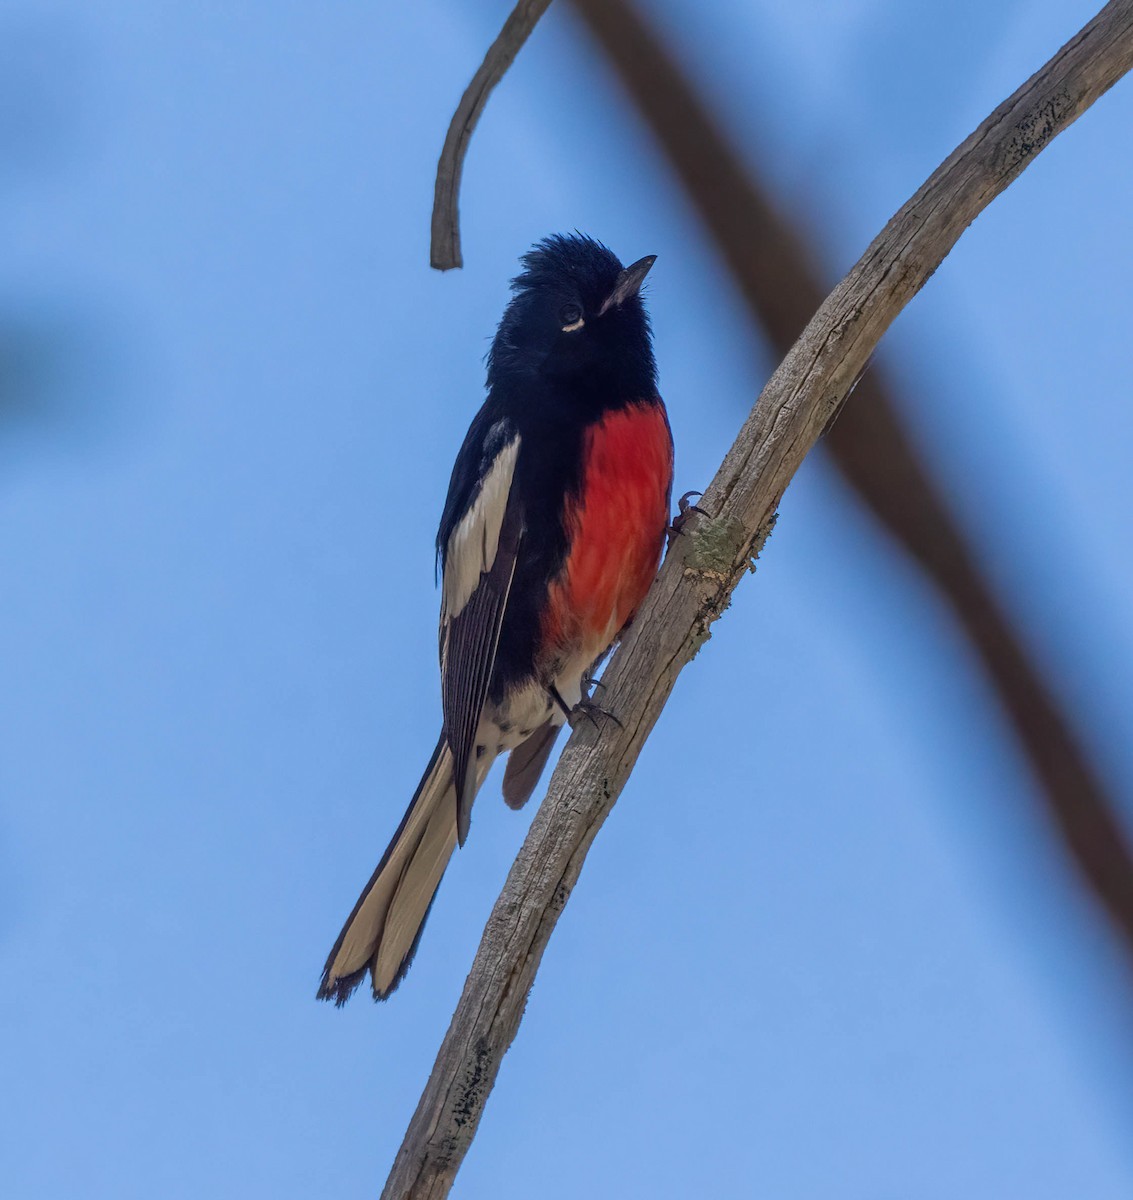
[1, 2, 1132, 1196]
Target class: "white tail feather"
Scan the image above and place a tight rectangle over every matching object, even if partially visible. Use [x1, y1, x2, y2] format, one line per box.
[319, 739, 457, 1002]
[374, 796, 458, 994]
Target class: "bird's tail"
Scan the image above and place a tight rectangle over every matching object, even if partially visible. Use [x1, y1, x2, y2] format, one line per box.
[318, 735, 459, 1004]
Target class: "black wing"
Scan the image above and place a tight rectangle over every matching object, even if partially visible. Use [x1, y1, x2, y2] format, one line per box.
[437, 414, 523, 845]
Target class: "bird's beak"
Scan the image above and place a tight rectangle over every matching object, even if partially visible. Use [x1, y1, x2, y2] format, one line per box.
[597, 254, 657, 315]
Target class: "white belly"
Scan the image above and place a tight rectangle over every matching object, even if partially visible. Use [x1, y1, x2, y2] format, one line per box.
[475, 651, 597, 762]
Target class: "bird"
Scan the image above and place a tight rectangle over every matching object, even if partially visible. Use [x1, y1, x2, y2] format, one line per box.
[318, 234, 673, 1004]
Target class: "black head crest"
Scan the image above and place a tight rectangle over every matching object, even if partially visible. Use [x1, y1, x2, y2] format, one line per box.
[487, 233, 656, 397]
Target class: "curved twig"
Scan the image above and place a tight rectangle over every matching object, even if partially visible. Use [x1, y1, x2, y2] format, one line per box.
[387, 4, 1133, 1197]
[430, 0, 553, 270]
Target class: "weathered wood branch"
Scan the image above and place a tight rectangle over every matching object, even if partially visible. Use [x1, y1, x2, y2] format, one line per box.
[430, 0, 553, 270]
[571, 0, 1133, 963]
[389, 3, 1133, 1196]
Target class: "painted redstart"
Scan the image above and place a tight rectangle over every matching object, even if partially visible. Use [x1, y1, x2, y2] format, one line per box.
[318, 234, 673, 1003]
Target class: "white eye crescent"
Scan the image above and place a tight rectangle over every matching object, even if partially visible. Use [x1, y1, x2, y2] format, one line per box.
[560, 304, 584, 333]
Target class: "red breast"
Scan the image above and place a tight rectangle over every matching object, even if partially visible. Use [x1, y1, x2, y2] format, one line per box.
[541, 400, 673, 661]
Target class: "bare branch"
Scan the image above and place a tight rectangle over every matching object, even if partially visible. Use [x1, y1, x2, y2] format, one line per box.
[571, 0, 1133, 965]
[430, 0, 553, 270]
[385, 4, 1133, 1196]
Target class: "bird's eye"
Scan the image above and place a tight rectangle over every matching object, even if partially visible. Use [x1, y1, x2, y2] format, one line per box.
[560, 304, 584, 332]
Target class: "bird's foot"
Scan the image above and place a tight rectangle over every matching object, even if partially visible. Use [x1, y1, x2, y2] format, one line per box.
[550, 684, 623, 732]
[572, 695, 623, 732]
[667, 490, 709, 548]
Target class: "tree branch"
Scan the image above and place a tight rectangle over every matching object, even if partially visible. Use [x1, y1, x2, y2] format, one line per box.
[430, 0, 553, 270]
[570, 0, 1133, 968]
[389, 3, 1133, 1196]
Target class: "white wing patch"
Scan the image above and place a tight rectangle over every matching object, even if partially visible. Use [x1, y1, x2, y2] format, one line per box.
[441, 433, 521, 622]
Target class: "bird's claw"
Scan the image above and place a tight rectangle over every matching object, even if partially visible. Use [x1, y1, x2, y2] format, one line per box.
[667, 490, 708, 548]
[569, 696, 623, 732]
[549, 683, 622, 732]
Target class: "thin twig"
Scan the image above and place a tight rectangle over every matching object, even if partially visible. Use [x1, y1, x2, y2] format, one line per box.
[386, 4, 1133, 1197]
[430, 0, 553, 270]
[571, 0, 1133, 967]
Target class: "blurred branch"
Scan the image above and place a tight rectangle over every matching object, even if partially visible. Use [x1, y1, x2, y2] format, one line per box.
[430, 0, 553, 269]
[394, 4, 1133, 1197]
[571, 0, 1133, 957]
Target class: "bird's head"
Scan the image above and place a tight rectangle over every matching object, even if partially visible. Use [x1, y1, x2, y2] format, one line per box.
[487, 234, 657, 400]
